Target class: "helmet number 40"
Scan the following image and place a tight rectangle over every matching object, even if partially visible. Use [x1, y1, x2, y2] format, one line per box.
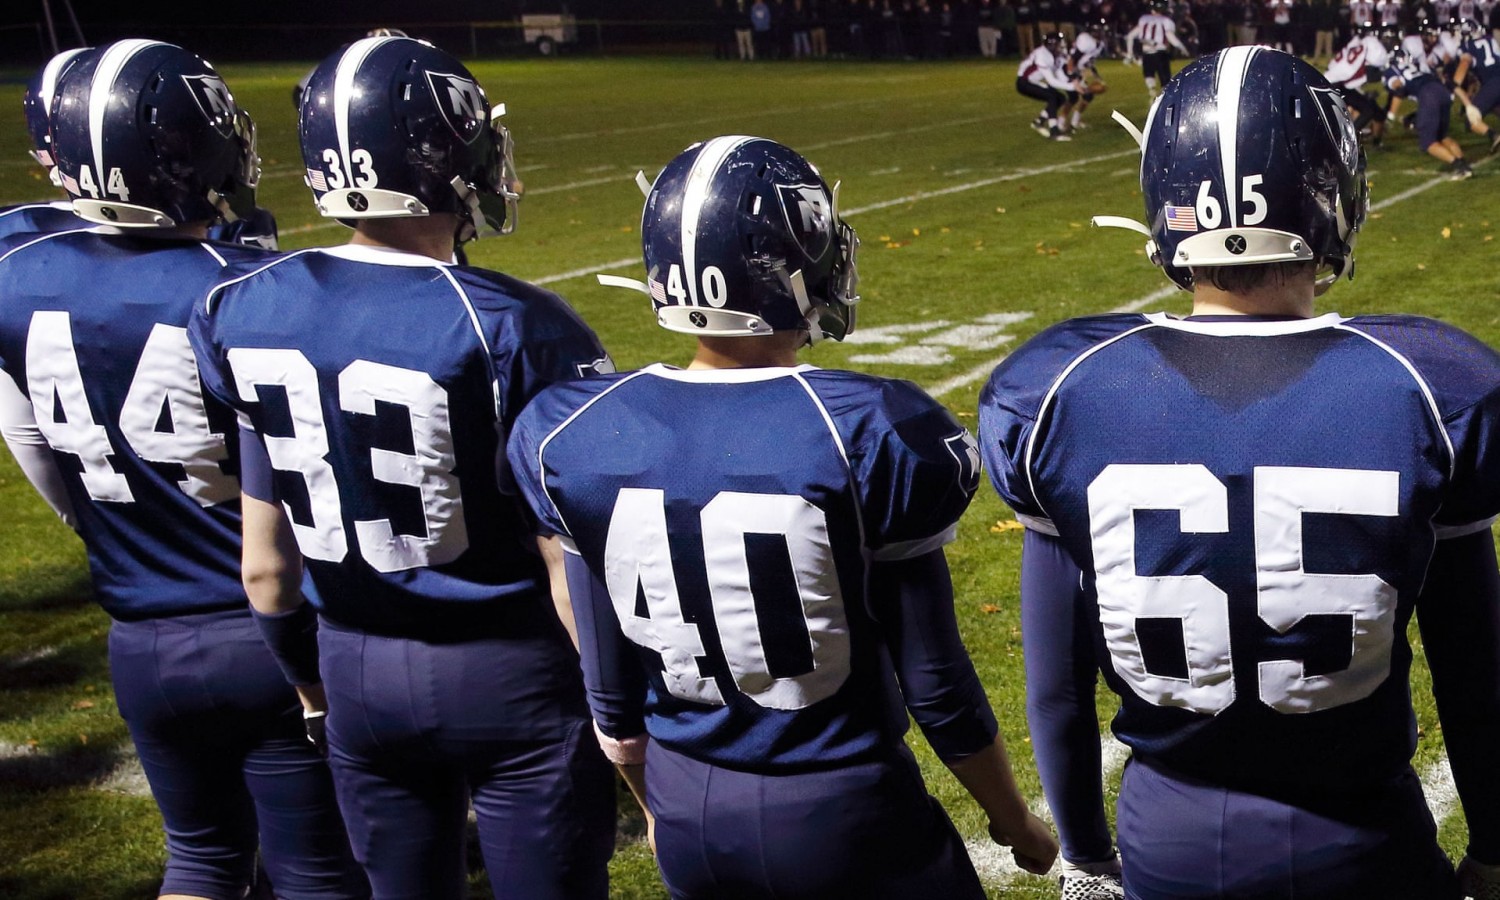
[665, 263, 728, 308]
[1195, 174, 1268, 229]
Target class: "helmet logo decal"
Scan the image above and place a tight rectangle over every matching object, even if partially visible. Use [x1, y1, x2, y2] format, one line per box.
[1224, 234, 1248, 254]
[347, 191, 369, 212]
[689, 311, 708, 328]
[776, 183, 833, 262]
[424, 72, 486, 144]
[1306, 84, 1360, 168]
[181, 74, 236, 138]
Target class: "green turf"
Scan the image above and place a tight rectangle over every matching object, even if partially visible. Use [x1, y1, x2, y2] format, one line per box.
[1, 53, 1495, 898]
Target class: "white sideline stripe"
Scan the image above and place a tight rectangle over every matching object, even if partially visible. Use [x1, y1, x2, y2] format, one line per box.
[841, 150, 1138, 217]
[1421, 756, 1460, 826]
[534, 257, 640, 287]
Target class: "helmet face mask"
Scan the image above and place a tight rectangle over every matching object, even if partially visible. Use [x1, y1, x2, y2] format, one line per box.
[49, 40, 258, 229]
[1129, 48, 1367, 292]
[633, 136, 860, 345]
[300, 36, 519, 243]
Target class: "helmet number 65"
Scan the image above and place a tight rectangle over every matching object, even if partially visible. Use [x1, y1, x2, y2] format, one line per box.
[1195, 175, 1268, 229]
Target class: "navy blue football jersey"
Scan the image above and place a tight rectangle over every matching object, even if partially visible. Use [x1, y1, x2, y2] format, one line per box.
[0, 230, 262, 620]
[980, 313, 1500, 799]
[508, 364, 983, 771]
[0, 201, 84, 240]
[190, 244, 612, 639]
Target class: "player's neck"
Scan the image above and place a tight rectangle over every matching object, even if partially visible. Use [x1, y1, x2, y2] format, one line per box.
[688, 332, 804, 370]
[1190, 278, 1315, 318]
[350, 215, 460, 263]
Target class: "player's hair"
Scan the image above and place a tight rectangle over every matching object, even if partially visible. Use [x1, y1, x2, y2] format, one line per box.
[1192, 261, 1315, 293]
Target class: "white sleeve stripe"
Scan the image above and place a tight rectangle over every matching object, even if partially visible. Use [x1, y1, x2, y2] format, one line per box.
[535, 370, 654, 539]
[1333, 323, 1457, 480]
[1016, 512, 1059, 536]
[872, 524, 959, 561]
[202, 248, 318, 314]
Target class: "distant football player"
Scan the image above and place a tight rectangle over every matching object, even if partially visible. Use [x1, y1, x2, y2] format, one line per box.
[982, 47, 1500, 898]
[1384, 32, 1477, 177]
[1018, 30, 1078, 140]
[1067, 19, 1111, 131]
[0, 39, 366, 900]
[1, 47, 93, 240]
[1454, 18, 1500, 151]
[506, 135, 1058, 899]
[1325, 22, 1390, 146]
[189, 36, 616, 899]
[1124, 0, 1189, 98]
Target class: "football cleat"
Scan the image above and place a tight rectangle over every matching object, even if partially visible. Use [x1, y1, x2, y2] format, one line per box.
[1458, 856, 1500, 900]
[1449, 159, 1475, 180]
[1060, 857, 1125, 900]
[1051, 128, 1073, 142]
[1032, 116, 1051, 137]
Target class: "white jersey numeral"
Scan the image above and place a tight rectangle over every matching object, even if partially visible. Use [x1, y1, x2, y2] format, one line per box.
[25, 311, 134, 502]
[226, 349, 467, 571]
[1088, 463, 1399, 716]
[604, 488, 852, 710]
[119, 325, 237, 506]
[338, 361, 467, 572]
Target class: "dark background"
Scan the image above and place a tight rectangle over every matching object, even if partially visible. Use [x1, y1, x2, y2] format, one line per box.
[3, 1, 728, 66]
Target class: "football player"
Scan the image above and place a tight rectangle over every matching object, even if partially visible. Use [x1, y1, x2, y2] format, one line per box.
[1454, 18, 1500, 150]
[1066, 19, 1110, 131]
[2, 47, 93, 239]
[188, 36, 616, 899]
[506, 135, 1058, 899]
[1017, 30, 1078, 141]
[0, 40, 366, 900]
[1384, 33, 1477, 177]
[1124, 0, 1189, 99]
[982, 47, 1500, 898]
[1325, 22, 1391, 146]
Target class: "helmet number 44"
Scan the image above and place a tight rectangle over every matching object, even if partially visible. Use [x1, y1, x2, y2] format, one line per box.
[1196, 175, 1268, 229]
[76, 165, 131, 202]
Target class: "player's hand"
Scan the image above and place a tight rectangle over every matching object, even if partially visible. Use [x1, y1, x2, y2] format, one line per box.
[303, 709, 328, 756]
[988, 811, 1060, 875]
[1458, 856, 1500, 900]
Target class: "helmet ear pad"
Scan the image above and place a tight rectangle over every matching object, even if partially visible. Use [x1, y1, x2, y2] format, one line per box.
[640, 136, 859, 342]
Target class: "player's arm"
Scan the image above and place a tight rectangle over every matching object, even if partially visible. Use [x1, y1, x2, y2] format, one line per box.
[1417, 528, 1500, 888]
[0, 368, 76, 529]
[561, 547, 655, 850]
[871, 549, 1059, 875]
[537, 533, 580, 651]
[1454, 53, 1473, 87]
[1021, 527, 1120, 874]
[1166, 22, 1190, 54]
[239, 427, 326, 725]
[1124, 22, 1142, 57]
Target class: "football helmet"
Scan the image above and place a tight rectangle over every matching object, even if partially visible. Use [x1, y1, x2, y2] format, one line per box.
[1043, 30, 1067, 52]
[605, 136, 859, 343]
[23, 46, 93, 182]
[1458, 18, 1485, 40]
[1377, 25, 1403, 51]
[49, 39, 259, 228]
[1095, 47, 1366, 291]
[298, 36, 519, 242]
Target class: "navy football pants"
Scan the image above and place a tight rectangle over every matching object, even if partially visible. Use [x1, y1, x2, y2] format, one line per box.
[1118, 757, 1459, 899]
[109, 610, 366, 900]
[647, 740, 986, 900]
[317, 621, 616, 900]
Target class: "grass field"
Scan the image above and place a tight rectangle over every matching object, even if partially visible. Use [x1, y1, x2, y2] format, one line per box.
[1, 51, 1497, 899]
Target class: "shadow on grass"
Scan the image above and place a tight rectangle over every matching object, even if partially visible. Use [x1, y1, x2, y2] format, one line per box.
[0, 574, 95, 615]
[0, 873, 161, 900]
[0, 743, 128, 792]
[0, 642, 95, 691]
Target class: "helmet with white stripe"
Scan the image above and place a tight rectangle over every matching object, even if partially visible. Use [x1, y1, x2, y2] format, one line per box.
[1138, 47, 1366, 291]
[23, 46, 94, 184]
[634, 136, 859, 343]
[49, 40, 259, 228]
[298, 37, 519, 242]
